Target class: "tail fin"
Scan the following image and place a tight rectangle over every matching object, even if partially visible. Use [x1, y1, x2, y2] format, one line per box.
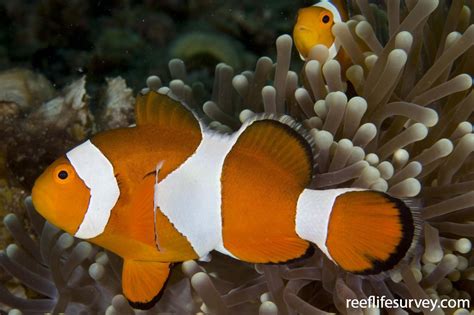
[296, 189, 419, 275]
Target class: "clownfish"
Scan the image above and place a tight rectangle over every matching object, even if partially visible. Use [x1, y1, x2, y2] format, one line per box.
[293, 0, 349, 60]
[32, 91, 417, 309]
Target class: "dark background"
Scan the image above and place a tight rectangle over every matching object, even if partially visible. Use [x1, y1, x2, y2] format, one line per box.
[0, 0, 314, 93]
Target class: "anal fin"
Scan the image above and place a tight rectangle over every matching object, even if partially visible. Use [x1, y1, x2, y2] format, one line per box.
[122, 260, 171, 310]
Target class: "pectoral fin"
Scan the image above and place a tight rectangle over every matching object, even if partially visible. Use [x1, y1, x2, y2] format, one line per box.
[122, 259, 171, 310]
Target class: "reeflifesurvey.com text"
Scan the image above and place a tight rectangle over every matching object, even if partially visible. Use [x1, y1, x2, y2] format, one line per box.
[346, 295, 471, 312]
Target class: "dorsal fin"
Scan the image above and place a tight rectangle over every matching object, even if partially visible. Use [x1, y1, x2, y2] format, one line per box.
[220, 116, 315, 263]
[135, 90, 202, 134]
[236, 115, 316, 184]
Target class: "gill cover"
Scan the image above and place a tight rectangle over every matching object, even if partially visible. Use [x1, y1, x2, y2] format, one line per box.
[293, 0, 345, 60]
[32, 139, 120, 239]
[32, 157, 91, 235]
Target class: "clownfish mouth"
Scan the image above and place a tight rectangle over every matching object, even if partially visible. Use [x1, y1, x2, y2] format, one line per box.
[296, 26, 314, 33]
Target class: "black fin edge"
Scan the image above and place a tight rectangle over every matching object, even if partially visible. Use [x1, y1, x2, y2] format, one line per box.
[137, 89, 204, 128]
[127, 263, 174, 310]
[354, 193, 422, 276]
[257, 119, 314, 184]
[237, 113, 318, 182]
[262, 244, 316, 265]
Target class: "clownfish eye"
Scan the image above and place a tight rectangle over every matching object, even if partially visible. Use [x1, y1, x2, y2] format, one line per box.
[53, 164, 75, 184]
[322, 14, 330, 24]
[58, 170, 68, 180]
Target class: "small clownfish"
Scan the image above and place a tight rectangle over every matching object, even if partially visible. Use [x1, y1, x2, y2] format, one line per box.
[32, 91, 418, 309]
[293, 0, 349, 60]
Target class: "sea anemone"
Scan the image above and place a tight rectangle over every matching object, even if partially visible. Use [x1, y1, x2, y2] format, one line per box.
[1, 0, 473, 314]
[132, 1, 474, 313]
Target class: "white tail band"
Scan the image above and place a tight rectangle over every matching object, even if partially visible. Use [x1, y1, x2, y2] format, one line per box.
[295, 188, 365, 261]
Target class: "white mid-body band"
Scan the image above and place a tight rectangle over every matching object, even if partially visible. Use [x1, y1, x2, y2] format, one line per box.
[155, 130, 240, 258]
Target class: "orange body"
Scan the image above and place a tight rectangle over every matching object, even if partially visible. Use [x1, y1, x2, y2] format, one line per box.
[293, 0, 352, 73]
[32, 91, 416, 309]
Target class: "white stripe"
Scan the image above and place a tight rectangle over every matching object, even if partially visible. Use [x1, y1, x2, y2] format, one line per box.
[314, 0, 343, 60]
[313, 1, 343, 23]
[66, 140, 120, 239]
[155, 129, 241, 258]
[154, 161, 165, 251]
[295, 188, 365, 261]
[155, 118, 268, 258]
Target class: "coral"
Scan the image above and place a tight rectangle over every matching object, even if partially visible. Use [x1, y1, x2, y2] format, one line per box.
[0, 68, 136, 192]
[1, 0, 473, 314]
[24, 76, 93, 139]
[1, 72, 93, 189]
[96, 77, 135, 131]
[0, 69, 55, 113]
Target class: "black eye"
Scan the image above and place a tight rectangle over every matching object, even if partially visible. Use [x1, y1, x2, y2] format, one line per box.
[58, 170, 68, 180]
[322, 15, 330, 23]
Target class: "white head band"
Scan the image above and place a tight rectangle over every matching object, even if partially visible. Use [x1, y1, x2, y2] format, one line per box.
[66, 140, 120, 239]
[314, 0, 343, 60]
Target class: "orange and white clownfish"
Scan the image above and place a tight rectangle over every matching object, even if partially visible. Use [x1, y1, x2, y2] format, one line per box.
[32, 91, 418, 309]
[293, 0, 349, 61]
